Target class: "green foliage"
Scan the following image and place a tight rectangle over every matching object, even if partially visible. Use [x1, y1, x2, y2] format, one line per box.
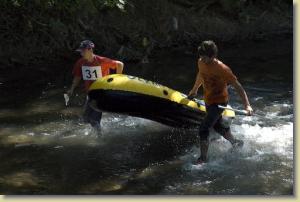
[0, 0, 292, 67]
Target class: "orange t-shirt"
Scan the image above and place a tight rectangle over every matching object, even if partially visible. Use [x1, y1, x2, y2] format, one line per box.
[199, 58, 237, 105]
[72, 55, 117, 91]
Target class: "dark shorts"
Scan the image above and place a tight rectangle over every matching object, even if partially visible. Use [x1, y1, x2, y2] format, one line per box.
[83, 96, 102, 129]
[199, 102, 230, 141]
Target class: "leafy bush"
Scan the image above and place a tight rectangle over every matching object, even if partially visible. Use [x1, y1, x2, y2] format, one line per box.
[0, 0, 292, 67]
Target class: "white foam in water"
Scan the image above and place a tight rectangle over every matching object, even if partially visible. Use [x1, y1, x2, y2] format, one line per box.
[27, 132, 35, 136]
[181, 119, 293, 171]
[181, 144, 229, 172]
[83, 127, 92, 136]
[188, 158, 228, 172]
[100, 113, 169, 136]
[234, 122, 293, 157]
[170, 111, 294, 194]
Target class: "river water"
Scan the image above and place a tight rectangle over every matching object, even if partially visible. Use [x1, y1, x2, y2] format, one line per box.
[0, 36, 293, 194]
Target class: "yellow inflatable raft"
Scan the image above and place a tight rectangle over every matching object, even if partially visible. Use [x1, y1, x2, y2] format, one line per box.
[88, 74, 235, 128]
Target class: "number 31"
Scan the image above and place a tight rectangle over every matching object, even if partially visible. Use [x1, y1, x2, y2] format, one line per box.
[85, 69, 98, 78]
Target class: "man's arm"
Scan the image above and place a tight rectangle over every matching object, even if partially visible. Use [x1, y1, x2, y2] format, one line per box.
[188, 61, 202, 97]
[231, 80, 253, 115]
[189, 71, 202, 96]
[68, 76, 81, 96]
[116, 61, 124, 74]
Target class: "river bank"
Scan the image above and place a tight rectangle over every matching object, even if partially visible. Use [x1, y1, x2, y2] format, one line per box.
[0, 0, 292, 67]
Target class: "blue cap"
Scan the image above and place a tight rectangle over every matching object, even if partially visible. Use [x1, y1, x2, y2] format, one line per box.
[76, 40, 95, 52]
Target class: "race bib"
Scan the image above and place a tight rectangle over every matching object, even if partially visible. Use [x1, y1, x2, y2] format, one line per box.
[82, 66, 102, 80]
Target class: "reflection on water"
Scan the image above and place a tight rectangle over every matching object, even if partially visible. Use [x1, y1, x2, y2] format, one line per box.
[0, 38, 293, 195]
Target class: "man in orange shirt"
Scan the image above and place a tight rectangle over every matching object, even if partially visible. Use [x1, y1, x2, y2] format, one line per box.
[188, 40, 253, 164]
[67, 40, 124, 133]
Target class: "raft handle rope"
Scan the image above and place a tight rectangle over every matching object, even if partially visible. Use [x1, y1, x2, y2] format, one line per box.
[217, 105, 248, 116]
[189, 96, 249, 116]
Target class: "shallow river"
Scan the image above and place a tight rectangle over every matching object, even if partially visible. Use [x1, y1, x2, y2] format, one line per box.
[0, 37, 293, 194]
